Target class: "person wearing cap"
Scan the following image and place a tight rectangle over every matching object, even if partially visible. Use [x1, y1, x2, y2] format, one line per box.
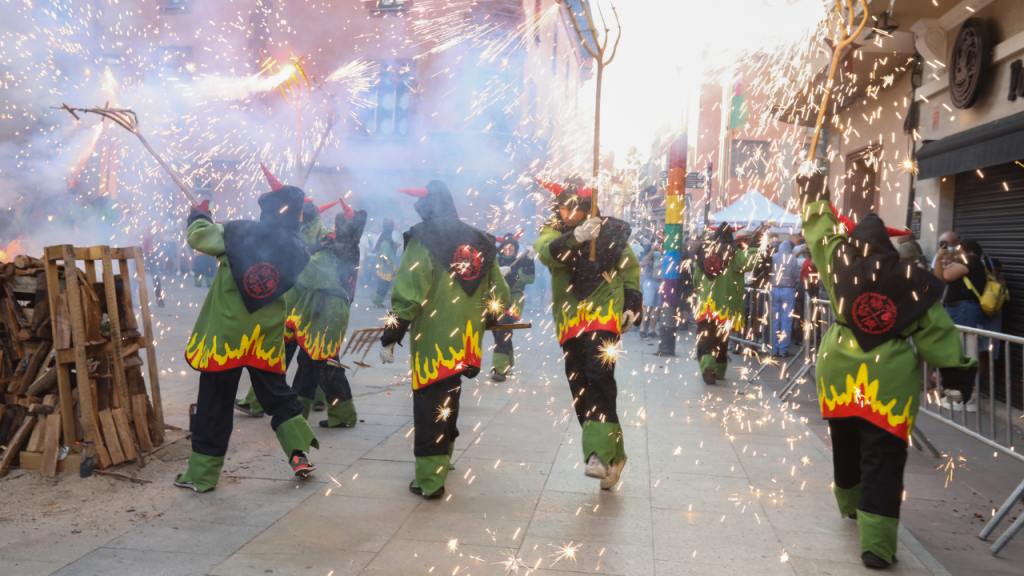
[490, 230, 535, 381]
[175, 168, 319, 492]
[371, 219, 398, 308]
[798, 170, 977, 569]
[533, 176, 642, 490]
[693, 223, 764, 385]
[379, 181, 510, 499]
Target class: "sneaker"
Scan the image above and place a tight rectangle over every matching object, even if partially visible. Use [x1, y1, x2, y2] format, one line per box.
[584, 453, 609, 480]
[964, 397, 978, 413]
[702, 367, 717, 385]
[940, 398, 964, 412]
[490, 370, 506, 382]
[233, 400, 265, 417]
[861, 551, 892, 569]
[409, 480, 445, 499]
[290, 451, 315, 478]
[312, 401, 326, 412]
[173, 473, 204, 492]
[601, 457, 627, 490]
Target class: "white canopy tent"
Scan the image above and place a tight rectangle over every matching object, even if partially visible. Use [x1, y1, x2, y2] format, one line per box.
[699, 189, 801, 234]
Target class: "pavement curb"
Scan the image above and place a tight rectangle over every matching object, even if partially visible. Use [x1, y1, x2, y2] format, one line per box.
[781, 391, 954, 576]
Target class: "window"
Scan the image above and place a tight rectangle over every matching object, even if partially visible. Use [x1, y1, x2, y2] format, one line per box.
[352, 61, 415, 137]
[731, 140, 769, 179]
[374, 0, 406, 11]
[161, 0, 191, 14]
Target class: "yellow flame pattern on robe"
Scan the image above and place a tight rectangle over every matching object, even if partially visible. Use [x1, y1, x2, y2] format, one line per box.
[186, 324, 284, 373]
[286, 308, 343, 361]
[819, 363, 914, 440]
[556, 299, 621, 344]
[412, 320, 483, 390]
[694, 298, 746, 331]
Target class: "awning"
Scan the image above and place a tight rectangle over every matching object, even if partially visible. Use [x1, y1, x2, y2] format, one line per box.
[918, 110, 1024, 180]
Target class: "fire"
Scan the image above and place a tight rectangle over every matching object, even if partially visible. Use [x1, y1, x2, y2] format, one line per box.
[0, 236, 25, 262]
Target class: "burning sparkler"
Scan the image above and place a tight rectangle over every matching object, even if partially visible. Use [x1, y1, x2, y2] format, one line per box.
[598, 339, 624, 368]
[549, 541, 582, 566]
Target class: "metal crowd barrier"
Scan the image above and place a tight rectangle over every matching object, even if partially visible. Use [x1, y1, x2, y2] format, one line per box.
[728, 285, 772, 357]
[774, 292, 1024, 555]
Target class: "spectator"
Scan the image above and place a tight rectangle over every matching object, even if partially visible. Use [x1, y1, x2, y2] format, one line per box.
[678, 239, 696, 330]
[931, 230, 957, 269]
[770, 240, 800, 356]
[639, 248, 662, 339]
[898, 241, 930, 273]
[980, 258, 1009, 362]
[935, 238, 986, 330]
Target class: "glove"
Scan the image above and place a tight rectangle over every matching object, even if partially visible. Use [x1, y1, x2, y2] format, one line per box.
[940, 365, 978, 404]
[379, 343, 395, 364]
[620, 310, 638, 334]
[573, 217, 602, 243]
[499, 266, 511, 276]
[187, 199, 213, 227]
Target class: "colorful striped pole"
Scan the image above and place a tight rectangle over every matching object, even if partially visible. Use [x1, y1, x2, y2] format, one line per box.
[658, 136, 687, 356]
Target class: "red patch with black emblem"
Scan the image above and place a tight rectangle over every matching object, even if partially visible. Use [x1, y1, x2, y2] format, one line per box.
[852, 292, 897, 334]
[452, 245, 484, 280]
[244, 262, 280, 299]
[704, 253, 725, 276]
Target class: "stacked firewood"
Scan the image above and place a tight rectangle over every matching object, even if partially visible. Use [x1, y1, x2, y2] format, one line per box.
[0, 252, 163, 478]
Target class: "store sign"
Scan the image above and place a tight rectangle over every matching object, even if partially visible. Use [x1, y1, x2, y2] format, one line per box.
[911, 210, 922, 239]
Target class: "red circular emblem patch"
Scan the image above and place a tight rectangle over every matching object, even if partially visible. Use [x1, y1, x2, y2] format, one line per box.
[244, 262, 280, 299]
[452, 245, 484, 280]
[704, 253, 725, 276]
[852, 292, 898, 334]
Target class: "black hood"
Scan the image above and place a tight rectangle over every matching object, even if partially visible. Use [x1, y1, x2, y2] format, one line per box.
[322, 209, 368, 303]
[697, 224, 736, 280]
[258, 185, 305, 233]
[833, 213, 945, 352]
[300, 201, 320, 226]
[223, 185, 309, 313]
[404, 185, 497, 296]
[551, 176, 593, 214]
[414, 180, 459, 220]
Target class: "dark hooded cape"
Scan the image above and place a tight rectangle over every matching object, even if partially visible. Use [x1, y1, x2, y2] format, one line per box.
[833, 213, 945, 352]
[403, 181, 498, 297]
[223, 186, 310, 314]
[548, 214, 632, 301]
[321, 210, 368, 302]
[697, 224, 736, 280]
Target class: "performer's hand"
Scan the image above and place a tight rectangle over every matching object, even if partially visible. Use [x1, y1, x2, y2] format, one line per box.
[620, 310, 638, 334]
[574, 217, 602, 243]
[499, 266, 511, 276]
[379, 343, 396, 364]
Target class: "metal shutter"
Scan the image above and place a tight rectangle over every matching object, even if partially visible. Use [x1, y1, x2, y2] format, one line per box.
[953, 161, 1024, 409]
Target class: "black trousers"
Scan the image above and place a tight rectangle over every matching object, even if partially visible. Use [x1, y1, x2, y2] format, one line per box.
[192, 367, 304, 457]
[491, 313, 516, 356]
[696, 320, 729, 363]
[412, 375, 462, 458]
[829, 417, 907, 519]
[293, 348, 354, 404]
[562, 331, 620, 426]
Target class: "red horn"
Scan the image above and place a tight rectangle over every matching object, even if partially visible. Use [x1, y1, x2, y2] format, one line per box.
[513, 229, 524, 241]
[260, 163, 284, 191]
[318, 201, 339, 214]
[304, 197, 314, 204]
[397, 188, 429, 197]
[339, 197, 355, 218]
[829, 205, 856, 232]
[577, 186, 593, 199]
[534, 177, 564, 195]
[887, 227, 912, 237]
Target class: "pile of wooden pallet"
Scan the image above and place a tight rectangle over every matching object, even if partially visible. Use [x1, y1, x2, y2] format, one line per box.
[0, 245, 164, 478]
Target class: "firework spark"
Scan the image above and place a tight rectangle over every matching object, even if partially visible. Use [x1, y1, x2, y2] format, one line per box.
[549, 541, 582, 566]
[598, 339, 625, 368]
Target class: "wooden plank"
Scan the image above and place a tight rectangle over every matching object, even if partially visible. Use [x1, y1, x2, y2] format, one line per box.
[17, 340, 52, 395]
[24, 415, 47, 452]
[132, 247, 164, 442]
[53, 293, 71, 350]
[39, 412, 62, 478]
[17, 451, 80, 474]
[131, 394, 153, 452]
[111, 407, 137, 462]
[55, 336, 146, 364]
[115, 262, 138, 330]
[101, 247, 132, 419]
[0, 416, 35, 478]
[84, 259, 97, 284]
[25, 366, 57, 397]
[97, 409, 125, 466]
[61, 245, 102, 459]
